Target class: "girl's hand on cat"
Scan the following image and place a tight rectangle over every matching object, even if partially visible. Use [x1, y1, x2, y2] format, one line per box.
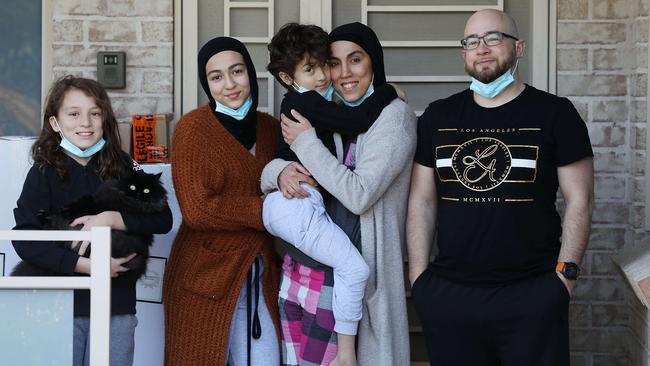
[74, 253, 137, 277]
[112, 253, 137, 278]
[281, 109, 313, 145]
[70, 211, 127, 231]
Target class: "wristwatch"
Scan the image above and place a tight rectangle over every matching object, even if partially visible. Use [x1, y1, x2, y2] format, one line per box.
[556, 262, 581, 280]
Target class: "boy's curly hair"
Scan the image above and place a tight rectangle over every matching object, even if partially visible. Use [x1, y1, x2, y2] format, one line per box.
[267, 23, 330, 90]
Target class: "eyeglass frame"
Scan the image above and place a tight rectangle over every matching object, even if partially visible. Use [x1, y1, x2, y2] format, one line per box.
[460, 31, 519, 50]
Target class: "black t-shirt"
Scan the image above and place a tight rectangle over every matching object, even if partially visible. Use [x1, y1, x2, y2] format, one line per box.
[414, 85, 593, 285]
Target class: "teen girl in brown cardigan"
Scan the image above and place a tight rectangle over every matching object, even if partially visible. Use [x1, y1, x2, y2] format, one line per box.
[163, 37, 281, 366]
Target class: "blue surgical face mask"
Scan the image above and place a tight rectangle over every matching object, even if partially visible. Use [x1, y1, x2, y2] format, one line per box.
[214, 95, 253, 120]
[292, 82, 310, 94]
[294, 81, 336, 101]
[336, 74, 375, 107]
[470, 59, 519, 99]
[317, 83, 335, 101]
[53, 118, 105, 158]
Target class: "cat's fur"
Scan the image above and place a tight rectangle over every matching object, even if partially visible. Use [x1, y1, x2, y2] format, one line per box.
[11, 170, 168, 283]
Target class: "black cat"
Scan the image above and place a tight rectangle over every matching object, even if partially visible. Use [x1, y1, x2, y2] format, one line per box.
[11, 170, 168, 283]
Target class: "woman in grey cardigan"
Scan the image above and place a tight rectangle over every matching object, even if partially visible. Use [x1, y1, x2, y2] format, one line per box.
[261, 22, 416, 366]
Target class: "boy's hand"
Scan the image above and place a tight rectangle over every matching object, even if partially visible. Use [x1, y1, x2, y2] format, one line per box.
[281, 109, 313, 145]
[389, 83, 408, 103]
[278, 162, 316, 199]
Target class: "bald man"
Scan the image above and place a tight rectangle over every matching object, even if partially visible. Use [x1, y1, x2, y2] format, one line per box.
[406, 9, 593, 366]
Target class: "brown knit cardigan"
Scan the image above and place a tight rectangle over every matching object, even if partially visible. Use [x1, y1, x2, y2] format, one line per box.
[163, 105, 281, 365]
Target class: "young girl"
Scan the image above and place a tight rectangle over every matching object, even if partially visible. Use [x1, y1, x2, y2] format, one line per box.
[12, 75, 172, 366]
[263, 23, 402, 366]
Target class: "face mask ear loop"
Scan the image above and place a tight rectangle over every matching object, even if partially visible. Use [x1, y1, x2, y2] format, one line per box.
[52, 117, 65, 140]
[511, 58, 520, 76]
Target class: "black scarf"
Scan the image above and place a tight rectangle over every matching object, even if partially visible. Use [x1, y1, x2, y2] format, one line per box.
[328, 22, 387, 86]
[198, 37, 259, 149]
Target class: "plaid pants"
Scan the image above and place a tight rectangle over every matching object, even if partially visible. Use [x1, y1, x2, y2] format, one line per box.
[278, 254, 337, 366]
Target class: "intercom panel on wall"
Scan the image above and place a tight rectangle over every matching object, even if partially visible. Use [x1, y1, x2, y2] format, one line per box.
[97, 51, 126, 89]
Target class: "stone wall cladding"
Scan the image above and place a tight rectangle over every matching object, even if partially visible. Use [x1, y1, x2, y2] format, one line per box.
[557, 0, 649, 365]
[51, 0, 174, 122]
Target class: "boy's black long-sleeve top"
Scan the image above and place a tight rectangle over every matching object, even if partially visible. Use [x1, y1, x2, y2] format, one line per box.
[12, 154, 173, 316]
[274, 83, 398, 161]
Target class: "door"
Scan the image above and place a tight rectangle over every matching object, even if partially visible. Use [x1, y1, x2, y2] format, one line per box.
[177, 0, 552, 118]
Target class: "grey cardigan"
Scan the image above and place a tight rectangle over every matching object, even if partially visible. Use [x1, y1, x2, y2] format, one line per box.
[261, 99, 417, 366]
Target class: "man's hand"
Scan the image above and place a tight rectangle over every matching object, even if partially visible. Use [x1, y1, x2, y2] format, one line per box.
[556, 272, 576, 297]
[281, 109, 313, 145]
[278, 162, 316, 199]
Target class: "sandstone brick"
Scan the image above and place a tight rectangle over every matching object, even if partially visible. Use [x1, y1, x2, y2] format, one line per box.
[142, 21, 173, 43]
[125, 46, 173, 67]
[634, 151, 646, 176]
[641, 0, 650, 16]
[574, 277, 626, 301]
[570, 328, 629, 353]
[53, 19, 84, 42]
[52, 45, 93, 66]
[569, 303, 591, 327]
[594, 150, 628, 173]
[54, 0, 105, 16]
[558, 0, 588, 19]
[558, 23, 626, 44]
[593, 48, 632, 70]
[593, 202, 629, 224]
[632, 100, 647, 122]
[593, 0, 636, 19]
[142, 70, 173, 93]
[630, 176, 646, 202]
[589, 124, 627, 147]
[635, 19, 650, 43]
[558, 75, 627, 96]
[632, 73, 648, 97]
[593, 354, 633, 366]
[632, 125, 646, 150]
[593, 303, 629, 326]
[105, 0, 172, 17]
[589, 227, 627, 250]
[111, 96, 173, 120]
[632, 204, 646, 228]
[593, 100, 628, 122]
[591, 251, 623, 275]
[557, 49, 588, 71]
[51, 68, 86, 80]
[89, 21, 137, 42]
[595, 174, 627, 199]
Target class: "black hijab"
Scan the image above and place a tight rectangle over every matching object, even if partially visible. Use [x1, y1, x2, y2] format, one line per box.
[198, 37, 259, 149]
[328, 22, 387, 86]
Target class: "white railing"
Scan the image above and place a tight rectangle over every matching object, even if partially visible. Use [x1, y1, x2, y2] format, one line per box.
[0, 227, 112, 366]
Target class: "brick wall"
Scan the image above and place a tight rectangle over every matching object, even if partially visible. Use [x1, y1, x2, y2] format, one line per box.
[557, 0, 649, 365]
[51, 0, 174, 122]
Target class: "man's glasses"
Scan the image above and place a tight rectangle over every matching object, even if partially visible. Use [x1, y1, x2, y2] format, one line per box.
[460, 31, 518, 50]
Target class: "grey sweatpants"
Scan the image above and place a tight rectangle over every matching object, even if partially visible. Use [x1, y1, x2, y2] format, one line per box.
[263, 184, 369, 335]
[73, 314, 137, 366]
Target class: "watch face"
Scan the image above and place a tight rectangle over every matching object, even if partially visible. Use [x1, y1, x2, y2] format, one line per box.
[564, 263, 580, 280]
